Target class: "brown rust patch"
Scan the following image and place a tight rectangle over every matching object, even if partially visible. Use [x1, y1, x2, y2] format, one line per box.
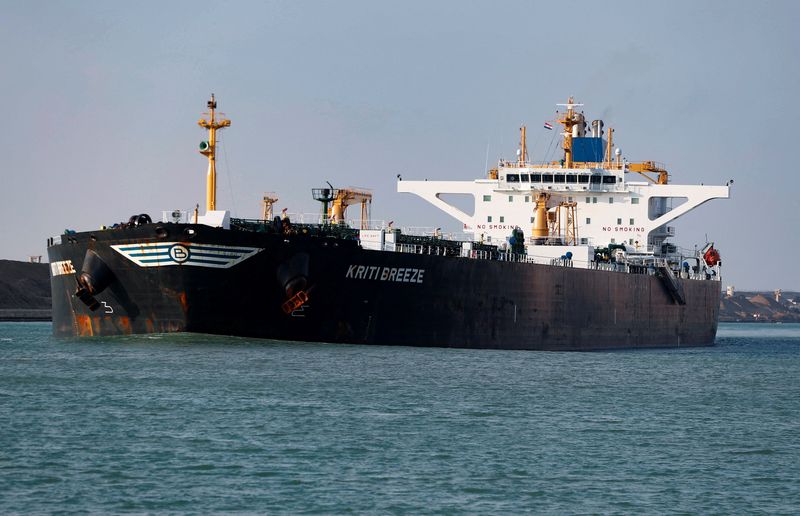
[92, 316, 102, 333]
[117, 316, 132, 334]
[74, 314, 94, 337]
[163, 288, 189, 315]
[178, 291, 188, 314]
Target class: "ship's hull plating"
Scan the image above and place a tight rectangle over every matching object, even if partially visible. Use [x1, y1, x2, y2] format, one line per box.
[48, 224, 720, 350]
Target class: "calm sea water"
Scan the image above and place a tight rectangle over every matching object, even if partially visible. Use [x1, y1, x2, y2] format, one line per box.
[1, 323, 798, 514]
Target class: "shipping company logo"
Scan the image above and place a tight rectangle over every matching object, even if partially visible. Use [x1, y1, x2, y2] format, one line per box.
[168, 244, 190, 263]
[111, 242, 262, 268]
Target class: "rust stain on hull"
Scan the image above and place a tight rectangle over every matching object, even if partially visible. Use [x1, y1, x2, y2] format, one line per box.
[74, 314, 94, 337]
[178, 291, 188, 314]
[117, 316, 132, 334]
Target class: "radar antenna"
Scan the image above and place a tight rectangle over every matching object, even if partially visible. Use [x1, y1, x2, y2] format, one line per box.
[555, 96, 585, 168]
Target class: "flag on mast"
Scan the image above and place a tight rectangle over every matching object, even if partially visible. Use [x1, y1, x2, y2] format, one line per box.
[543, 122, 553, 130]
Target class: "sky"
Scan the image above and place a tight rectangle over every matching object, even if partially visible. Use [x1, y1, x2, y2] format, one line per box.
[2, 0, 799, 290]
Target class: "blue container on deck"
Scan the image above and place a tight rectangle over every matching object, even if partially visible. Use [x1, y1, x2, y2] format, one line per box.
[572, 137, 605, 162]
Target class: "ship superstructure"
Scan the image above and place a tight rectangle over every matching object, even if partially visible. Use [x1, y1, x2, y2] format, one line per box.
[399, 98, 729, 267]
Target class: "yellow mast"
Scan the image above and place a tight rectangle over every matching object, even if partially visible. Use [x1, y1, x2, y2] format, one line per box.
[519, 126, 528, 165]
[556, 97, 581, 168]
[198, 94, 231, 212]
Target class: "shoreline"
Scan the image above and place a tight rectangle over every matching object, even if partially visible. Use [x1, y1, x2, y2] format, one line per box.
[0, 309, 52, 322]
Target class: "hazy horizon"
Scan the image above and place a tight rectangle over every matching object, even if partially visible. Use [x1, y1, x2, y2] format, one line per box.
[2, 1, 799, 290]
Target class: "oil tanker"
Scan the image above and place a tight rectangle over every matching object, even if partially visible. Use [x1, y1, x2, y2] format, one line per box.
[47, 96, 729, 350]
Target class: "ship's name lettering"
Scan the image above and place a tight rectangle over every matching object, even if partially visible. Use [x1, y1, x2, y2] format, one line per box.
[346, 264, 425, 284]
[602, 226, 645, 233]
[50, 260, 76, 277]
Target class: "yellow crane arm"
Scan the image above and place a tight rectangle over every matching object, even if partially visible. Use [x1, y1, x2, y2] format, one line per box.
[330, 188, 373, 227]
[626, 161, 669, 184]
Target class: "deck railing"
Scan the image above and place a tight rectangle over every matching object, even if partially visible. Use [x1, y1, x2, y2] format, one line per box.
[384, 241, 719, 282]
[228, 218, 719, 283]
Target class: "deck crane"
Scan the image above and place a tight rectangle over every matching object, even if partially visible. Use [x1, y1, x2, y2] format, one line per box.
[330, 187, 372, 229]
[312, 184, 373, 228]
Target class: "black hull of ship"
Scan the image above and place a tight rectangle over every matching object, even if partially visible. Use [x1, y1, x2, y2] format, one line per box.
[47, 224, 720, 351]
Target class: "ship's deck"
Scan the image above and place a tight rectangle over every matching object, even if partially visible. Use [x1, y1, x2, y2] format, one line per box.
[229, 218, 719, 284]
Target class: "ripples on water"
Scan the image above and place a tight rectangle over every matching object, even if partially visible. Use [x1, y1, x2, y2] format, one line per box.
[1, 323, 798, 513]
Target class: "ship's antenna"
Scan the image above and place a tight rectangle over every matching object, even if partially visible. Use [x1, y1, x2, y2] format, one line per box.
[605, 127, 614, 168]
[198, 94, 232, 212]
[484, 139, 490, 175]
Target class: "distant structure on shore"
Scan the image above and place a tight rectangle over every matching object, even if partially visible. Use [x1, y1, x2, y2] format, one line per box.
[720, 290, 800, 323]
[0, 259, 51, 321]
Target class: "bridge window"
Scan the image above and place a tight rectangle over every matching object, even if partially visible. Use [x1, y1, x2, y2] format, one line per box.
[531, 174, 542, 182]
[554, 174, 565, 183]
[566, 174, 577, 183]
[542, 174, 553, 183]
[507, 174, 520, 182]
[591, 175, 602, 184]
[521, 174, 529, 182]
[603, 176, 617, 184]
[578, 175, 590, 184]
[483, 195, 491, 202]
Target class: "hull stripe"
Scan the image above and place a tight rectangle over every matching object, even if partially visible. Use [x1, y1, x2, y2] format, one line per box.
[117, 244, 257, 254]
[112, 242, 263, 268]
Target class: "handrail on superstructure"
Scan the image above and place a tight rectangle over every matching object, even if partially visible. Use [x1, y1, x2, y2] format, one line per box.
[498, 159, 668, 181]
